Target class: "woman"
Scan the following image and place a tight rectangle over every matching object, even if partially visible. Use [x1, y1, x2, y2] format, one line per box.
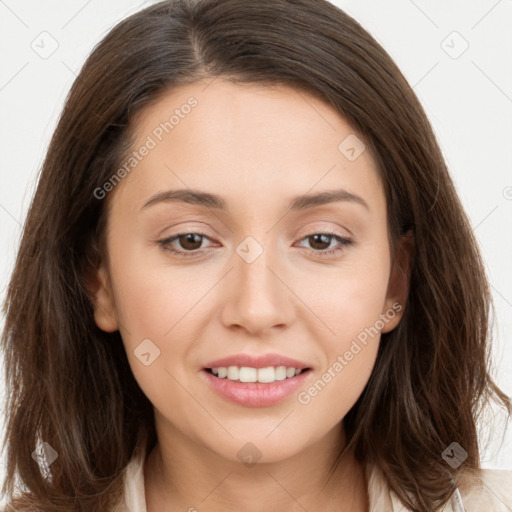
[1, 0, 511, 510]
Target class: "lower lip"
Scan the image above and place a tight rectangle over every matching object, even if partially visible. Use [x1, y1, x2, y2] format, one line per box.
[201, 369, 311, 408]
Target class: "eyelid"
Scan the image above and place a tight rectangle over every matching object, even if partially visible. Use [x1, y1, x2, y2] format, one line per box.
[294, 220, 354, 239]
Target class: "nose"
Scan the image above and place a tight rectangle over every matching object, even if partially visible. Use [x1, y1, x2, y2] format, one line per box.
[219, 238, 295, 336]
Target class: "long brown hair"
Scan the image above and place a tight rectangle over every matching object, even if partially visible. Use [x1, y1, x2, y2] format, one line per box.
[1, 0, 510, 510]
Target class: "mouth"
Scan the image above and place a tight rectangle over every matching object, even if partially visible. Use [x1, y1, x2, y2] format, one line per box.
[203, 366, 312, 384]
[201, 365, 313, 407]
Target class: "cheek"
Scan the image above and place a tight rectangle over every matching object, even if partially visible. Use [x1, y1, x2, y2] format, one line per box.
[296, 339, 379, 435]
[294, 272, 387, 424]
[296, 243, 391, 346]
[106, 227, 203, 343]
[110, 268, 173, 342]
[292, 244, 389, 414]
[108, 261, 201, 416]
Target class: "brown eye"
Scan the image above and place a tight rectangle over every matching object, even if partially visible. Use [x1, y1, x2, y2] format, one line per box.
[158, 232, 213, 257]
[297, 232, 353, 257]
[176, 233, 204, 251]
[307, 234, 333, 251]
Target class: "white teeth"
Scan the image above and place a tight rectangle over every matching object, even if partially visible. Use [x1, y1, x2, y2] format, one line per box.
[239, 367, 257, 382]
[274, 366, 287, 380]
[210, 365, 304, 383]
[227, 366, 239, 380]
[257, 367, 275, 383]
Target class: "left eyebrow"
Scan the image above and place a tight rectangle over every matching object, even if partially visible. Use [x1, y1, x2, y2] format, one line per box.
[289, 189, 369, 211]
[140, 187, 369, 212]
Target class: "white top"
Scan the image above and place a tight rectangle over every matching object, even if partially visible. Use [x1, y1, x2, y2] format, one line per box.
[114, 448, 512, 511]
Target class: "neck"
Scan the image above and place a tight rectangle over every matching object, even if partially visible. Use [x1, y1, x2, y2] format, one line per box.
[144, 420, 369, 512]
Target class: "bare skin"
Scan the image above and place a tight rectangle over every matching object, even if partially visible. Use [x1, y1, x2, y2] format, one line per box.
[89, 78, 411, 511]
[144, 422, 369, 511]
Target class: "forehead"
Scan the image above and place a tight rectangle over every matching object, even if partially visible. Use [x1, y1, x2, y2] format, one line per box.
[113, 78, 384, 214]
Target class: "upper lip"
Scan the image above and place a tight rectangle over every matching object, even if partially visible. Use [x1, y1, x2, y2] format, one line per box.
[204, 353, 312, 370]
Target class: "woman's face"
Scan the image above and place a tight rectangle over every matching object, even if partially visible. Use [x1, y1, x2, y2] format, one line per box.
[92, 79, 409, 463]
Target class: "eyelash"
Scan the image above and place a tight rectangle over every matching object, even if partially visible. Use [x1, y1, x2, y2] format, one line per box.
[157, 231, 353, 258]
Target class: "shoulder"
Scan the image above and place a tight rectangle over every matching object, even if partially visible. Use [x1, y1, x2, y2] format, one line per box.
[458, 467, 512, 511]
[366, 462, 512, 511]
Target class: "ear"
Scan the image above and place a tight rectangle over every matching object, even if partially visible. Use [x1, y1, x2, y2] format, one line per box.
[85, 261, 119, 333]
[381, 229, 414, 333]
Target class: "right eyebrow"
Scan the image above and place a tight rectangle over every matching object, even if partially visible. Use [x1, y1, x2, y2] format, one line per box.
[141, 189, 226, 211]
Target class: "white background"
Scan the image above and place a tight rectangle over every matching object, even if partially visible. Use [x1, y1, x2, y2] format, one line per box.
[1, 0, 511, 493]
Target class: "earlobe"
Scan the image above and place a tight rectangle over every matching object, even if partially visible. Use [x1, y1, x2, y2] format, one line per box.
[381, 230, 414, 333]
[87, 262, 119, 333]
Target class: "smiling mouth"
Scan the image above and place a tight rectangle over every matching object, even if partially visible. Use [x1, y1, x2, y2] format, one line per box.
[204, 366, 312, 384]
